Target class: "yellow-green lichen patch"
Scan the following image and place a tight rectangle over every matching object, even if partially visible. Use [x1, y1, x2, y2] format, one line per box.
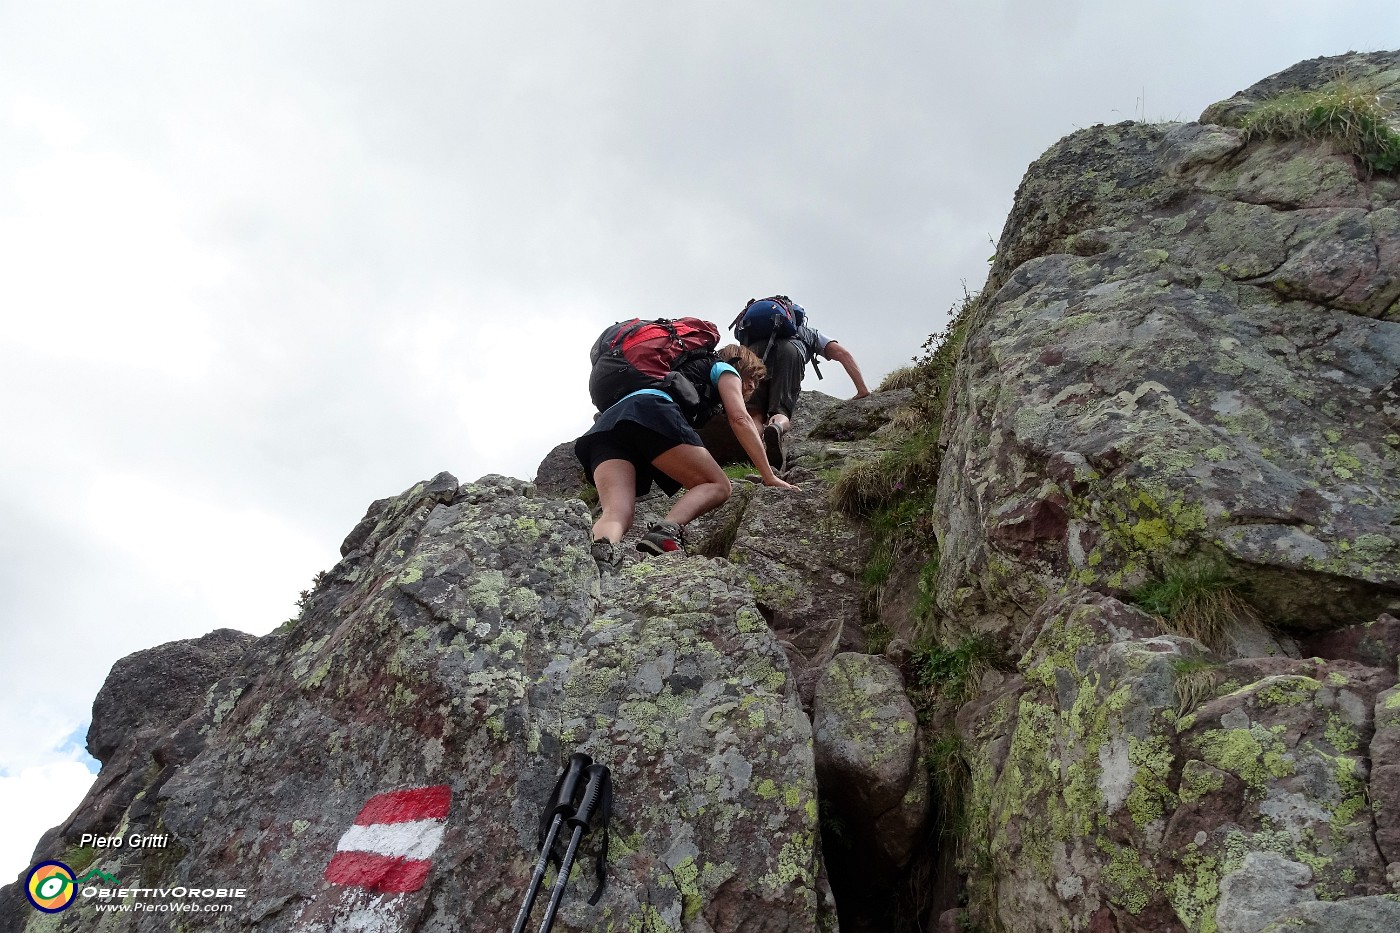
[1166, 845, 1222, 933]
[1023, 611, 1099, 688]
[672, 855, 702, 923]
[625, 905, 676, 933]
[759, 833, 815, 894]
[1191, 726, 1294, 794]
[1323, 713, 1359, 754]
[1254, 676, 1322, 708]
[1099, 839, 1157, 914]
[1127, 734, 1178, 827]
[1178, 760, 1226, 805]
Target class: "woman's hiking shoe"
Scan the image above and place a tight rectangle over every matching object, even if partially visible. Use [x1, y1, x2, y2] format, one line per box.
[636, 521, 685, 555]
[591, 539, 624, 571]
[762, 423, 785, 471]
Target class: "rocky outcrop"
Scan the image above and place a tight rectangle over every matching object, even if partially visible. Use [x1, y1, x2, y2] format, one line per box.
[2, 474, 837, 932]
[934, 50, 1400, 932]
[8, 47, 1398, 933]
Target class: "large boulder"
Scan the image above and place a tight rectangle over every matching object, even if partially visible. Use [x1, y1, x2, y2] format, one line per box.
[1, 474, 836, 933]
[812, 653, 928, 869]
[938, 50, 1400, 932]
[941, 58, 1400, 646]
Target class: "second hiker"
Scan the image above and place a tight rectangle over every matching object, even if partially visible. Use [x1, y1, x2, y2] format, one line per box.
[577, 317, 798, 569]
[731, 295, 870, 471]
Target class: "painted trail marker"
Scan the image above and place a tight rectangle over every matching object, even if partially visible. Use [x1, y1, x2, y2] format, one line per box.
[324, 785, 452, 894]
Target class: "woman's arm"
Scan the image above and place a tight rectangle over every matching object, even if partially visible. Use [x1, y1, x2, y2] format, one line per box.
[717, 373, 798, 490]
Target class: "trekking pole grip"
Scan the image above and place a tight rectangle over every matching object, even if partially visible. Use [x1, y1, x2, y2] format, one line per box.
[568, 764, 610, 830]
[552, 753, 592, 819]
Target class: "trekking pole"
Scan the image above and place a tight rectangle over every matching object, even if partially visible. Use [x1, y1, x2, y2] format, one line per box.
[511, 753, 592, 933]
[536, 763, 612, 933]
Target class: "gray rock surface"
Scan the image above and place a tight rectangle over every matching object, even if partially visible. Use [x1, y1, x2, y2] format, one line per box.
[2, 474, 836, 933]
[1258, 895, 1400, 932]
[812, 654, 927, 868]
[938, 49, 1400, 933]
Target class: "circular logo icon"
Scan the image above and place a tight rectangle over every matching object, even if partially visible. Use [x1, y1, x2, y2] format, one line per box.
[26, 861, 77, 913]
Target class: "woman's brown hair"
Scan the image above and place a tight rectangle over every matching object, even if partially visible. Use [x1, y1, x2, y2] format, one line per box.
[715, 343, 767, 387]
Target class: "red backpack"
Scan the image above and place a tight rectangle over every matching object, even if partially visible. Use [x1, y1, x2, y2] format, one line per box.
[588, 318, 721, 422]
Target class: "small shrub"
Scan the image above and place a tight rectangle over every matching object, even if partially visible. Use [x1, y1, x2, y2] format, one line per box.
[1131, 555, 1260, 652]
[1238, 77, 1400, 174]
[295, 570, 329, 610]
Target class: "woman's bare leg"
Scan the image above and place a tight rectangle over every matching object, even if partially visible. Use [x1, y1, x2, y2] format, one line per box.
[650, 444, 732, 527]
[592, 459, 638, 543]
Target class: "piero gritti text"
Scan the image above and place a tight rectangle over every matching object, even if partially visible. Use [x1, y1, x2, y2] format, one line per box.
[78, 832, 171, 849]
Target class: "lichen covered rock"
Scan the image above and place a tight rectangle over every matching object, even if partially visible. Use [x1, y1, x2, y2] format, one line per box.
[3, 473, 835, 933]
[812, 653, 927, 868]
[939, 49, 1400, 933]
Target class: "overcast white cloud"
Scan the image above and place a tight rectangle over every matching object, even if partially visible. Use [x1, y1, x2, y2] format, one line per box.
[1, 0, 1395, 881]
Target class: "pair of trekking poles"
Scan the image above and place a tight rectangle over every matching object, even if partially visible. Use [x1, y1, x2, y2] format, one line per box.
[511, 753, 613, 933]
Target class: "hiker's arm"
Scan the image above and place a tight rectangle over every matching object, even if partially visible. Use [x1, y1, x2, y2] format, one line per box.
[718, 373, 797, 490]
[821, 340, 870, 399]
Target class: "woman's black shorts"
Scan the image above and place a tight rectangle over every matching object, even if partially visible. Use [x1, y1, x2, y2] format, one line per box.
[574, 393, 706, 496]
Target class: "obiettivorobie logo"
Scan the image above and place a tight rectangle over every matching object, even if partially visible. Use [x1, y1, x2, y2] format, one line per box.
[24, 862, 118, 913]
[24, 859, 248, 915]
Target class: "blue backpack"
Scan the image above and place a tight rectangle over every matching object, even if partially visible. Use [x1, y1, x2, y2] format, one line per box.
[729, 295, 822, 377]
[730, 296, 806, 344]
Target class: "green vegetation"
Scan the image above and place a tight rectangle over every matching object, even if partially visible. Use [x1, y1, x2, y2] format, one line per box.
[1237, 77, 1400, 173]
[1131, 554, 1260, 652]
[722, 461, 758, 481]
[580, 482, 599, 509]
[878, 365, 922, 391]
[911, 635, 997, 711]
[61, 845, 99, 875]
[830, 288, 979, 522]
[832, 290, 981, 647]
[864, 620, 894, 655]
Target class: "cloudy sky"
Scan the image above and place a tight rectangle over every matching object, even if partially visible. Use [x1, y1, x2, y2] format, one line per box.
[1, 0, 1393, 880]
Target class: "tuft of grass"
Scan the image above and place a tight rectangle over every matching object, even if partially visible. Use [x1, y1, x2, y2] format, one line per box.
[1131, 555, 1260, 653]
[62, 845, 99, 875]
[829, 426, 942, 519]
[580, 483, 599, 509]
[722, 461, 757, 481]
[1237, 77, 1400, 174]
[878, 365, 922, 392]
[925, 732, 968, 820]
[1171, 658, 1220, 717]
[864, 620, 894, 656]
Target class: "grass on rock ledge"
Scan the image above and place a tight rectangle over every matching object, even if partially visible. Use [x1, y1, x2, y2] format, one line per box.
[1237, 76, 1400, 174]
